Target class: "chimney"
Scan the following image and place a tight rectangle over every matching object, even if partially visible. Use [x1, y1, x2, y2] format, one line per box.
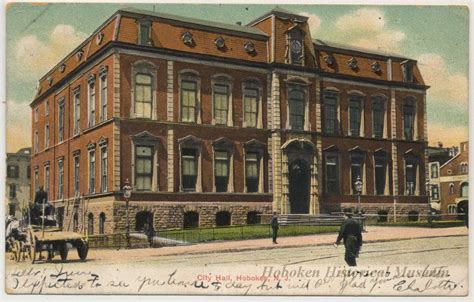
[236, 21, 242, 26]
[438, 142, 443, 148]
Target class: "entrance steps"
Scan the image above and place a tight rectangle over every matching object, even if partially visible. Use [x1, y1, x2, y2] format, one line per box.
[278, 214, 345, 226]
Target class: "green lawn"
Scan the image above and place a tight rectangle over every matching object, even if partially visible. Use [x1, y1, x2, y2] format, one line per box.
[158, 224, 340, 243]
[374, 220, 466, 228]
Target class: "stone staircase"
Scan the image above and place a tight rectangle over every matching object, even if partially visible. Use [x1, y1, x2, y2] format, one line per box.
[277, 214, 346, 226]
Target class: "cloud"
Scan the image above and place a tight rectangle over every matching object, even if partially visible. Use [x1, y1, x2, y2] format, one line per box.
[331, 8, 406, 53]
[417, 53, 468, 104]
[13, 24, 87, 79]
[428, 123, 468, 147]
[6, 99, 31, 153]
[300, 12, 322, 34]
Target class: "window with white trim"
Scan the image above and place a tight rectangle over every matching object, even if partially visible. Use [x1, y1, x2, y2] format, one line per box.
[431, 185, 439, 200]
[431, 163, 439, 178]
[350, 151, 365, 194]
[44, 164, 50, 195]
[245, 152, 259, 193]
[34, 130, 39, 154]
[58, 158, 64, 199]
[58, 100, 65, 142]
[448, 204, 457, 214]
[405, 154, 418, 196]
[88, 147, 96, 194]
[288, 86, 305, 130]
[100, 145, 108, 192]
[135, 145, 154, 191]
[44, 124, 50, 149]
[73, 154, 80, 196]
[181, 79, 198, 123]
[88, 75, 96, 127]
[135, 73, 153, 119]
[323, 90, 339, 135]
[243, 84, 259, 128]
[45, 100, 49, 116]
[99, 67, 108, 122]
[73, 89, 80, 135]
[182, 148, 198, 192]
[325, 152, 340, 194]
[403, 99, 416, 141]
[349, 94, 363, 137]
[372, 96, 385, 138]
[214, 150, 230, 192]
[213, 84, 230, 125]
[138, 20, 152, 45]
[374, 152, 388, 195]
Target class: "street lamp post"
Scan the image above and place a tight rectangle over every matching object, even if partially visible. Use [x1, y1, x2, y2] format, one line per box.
[122, 178, 132, 249]
[426, 181, 433, 226]
[354, 175, 365, 231]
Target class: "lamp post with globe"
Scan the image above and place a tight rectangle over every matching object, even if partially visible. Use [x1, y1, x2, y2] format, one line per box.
[122, 179, 132, 248]
[354, 175, 364, 231]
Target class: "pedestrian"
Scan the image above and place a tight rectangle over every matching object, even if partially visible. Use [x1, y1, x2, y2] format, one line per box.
[144, 221, 155, 248]
[271, 211, 279, 244]
[334, 212, 363, 266]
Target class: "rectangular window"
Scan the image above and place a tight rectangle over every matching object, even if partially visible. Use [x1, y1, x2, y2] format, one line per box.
[402, 62, 413, 83]
[74, 156, 80, 195]
[9, 203, 16, 216]
[34, 108, 39, 123]
[325, 154, 339, 194]
[45, 124, 50, 149]
[34, 131, 39, 153]
[135, 73, 153, 119]
[7, 165, 19, 178]
[44, 165, 50, 195]
[403, 102, 415, 141]
[181, 80, 197, 122]
[244, 87, 258, 127]
[139, 22, 151, 45]
[245, 152, 259, 192]
[289, 89, 305, 130]
[9, 184, 17, 199]
[405, 161, 417, 195]
[213, 84, 229, 125]
[374, 155, 387, 195]
[58, 101, 65, 142]
[88, 81, 96, 127]
[73, 90, 80, 135]
[431, 185, 439, 200]
[34, 169, 39, 192]
[372, 98, 384, 138]
[45, 100, 49, 116]
[58, 159, 64, 199]
[100, 74, 107, 121]
[182, 148, 197, 192]
[135, 146, 153, 191]
[431, 163, 438, 179]
[89, 150, 96, 194]
[349, 95, 362, 137]
[101, 147, 108, 192]
[27, 165, 31, 179]
[323, 91, 338, 135]
[214, 151, 229, 192]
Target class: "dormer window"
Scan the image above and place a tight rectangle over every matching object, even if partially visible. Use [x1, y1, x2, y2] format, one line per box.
[182, 31, 194, 46]
[348, 57, 358, 70]
[59, 64, 66, 73]
[324, 54, 335, 66]
[214, 37, 225, 49]
[401, 60, 414, 83]
[244, 41, 255, 53]
[96, 32, 104, 45]
[371, 61, 381, 73]
[287, 27, 304, 65]
[76, 50, 84, 61]
[138, 20, 152, 46]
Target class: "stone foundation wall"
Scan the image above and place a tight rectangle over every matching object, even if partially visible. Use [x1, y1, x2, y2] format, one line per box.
[336, 202, 430, 222]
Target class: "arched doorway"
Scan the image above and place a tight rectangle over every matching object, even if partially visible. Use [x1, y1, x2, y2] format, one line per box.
[457, 200, 468, 226]
[135, 211, 153, 232]
[289, 159, 310, 214]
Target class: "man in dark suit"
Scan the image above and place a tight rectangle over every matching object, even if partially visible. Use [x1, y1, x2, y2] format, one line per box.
[335, 212, 363, 266]
[270, 211, 279, 244]
[34, 185, 48, 204]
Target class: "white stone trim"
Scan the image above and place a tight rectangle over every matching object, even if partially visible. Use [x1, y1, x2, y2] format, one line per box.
[167, 61, 174, 122]
[130, 60, 158, 120]
[167, 129, 174, 192]
[211, 74, 234, 126]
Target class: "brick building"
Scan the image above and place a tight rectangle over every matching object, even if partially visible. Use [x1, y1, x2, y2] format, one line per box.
[6, 148, 31, 219]
[436, 142, 469, 218]
[30, 7, 429, 234]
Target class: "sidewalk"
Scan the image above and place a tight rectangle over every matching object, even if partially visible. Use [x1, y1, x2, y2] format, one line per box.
[87, 226, 468, 262]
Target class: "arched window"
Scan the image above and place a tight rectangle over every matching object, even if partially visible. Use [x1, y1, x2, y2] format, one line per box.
[461, 183, 468, 197]
[288, 87, 305, 130]
[348, 94, 363, 137]
[183, 211, 199, 229]
[216, 211, 231, 226]
[407, 210, 419, 222]
[448, 204, 457, 215]
[180, 71, 200, 123]
[403, 98, 416, 141]
[135, 211, 153, 232]
[132, 62, 156, 119]
[449, 183, 455, 195]
[99, 212, 106, 234]
[323, 90, 339, 135]
[372, 96, 386, 138]
[246, 211, 261, 225]
[377, 209, 388, 223]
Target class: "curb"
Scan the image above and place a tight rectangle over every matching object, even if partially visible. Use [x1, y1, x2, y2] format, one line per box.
[150, 233, 468, 258]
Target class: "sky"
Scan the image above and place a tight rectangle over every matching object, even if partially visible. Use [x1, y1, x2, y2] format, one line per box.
[4, 2, 469, 152]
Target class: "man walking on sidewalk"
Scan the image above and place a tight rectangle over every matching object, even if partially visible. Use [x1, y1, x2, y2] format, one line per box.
[335, 212, 362, 266]
[271, 212, 279, 244]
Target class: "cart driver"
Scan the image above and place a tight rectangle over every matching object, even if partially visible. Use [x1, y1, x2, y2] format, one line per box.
[34, 186, 48, 204]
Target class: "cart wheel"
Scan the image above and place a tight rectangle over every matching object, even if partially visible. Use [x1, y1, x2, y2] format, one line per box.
[59, 243, 68, 261]
[77, 240, 89, 261]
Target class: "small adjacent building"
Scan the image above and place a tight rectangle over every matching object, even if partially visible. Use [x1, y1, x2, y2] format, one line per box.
[438, 142, 468, 219]
[6, 148, 32, 219]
